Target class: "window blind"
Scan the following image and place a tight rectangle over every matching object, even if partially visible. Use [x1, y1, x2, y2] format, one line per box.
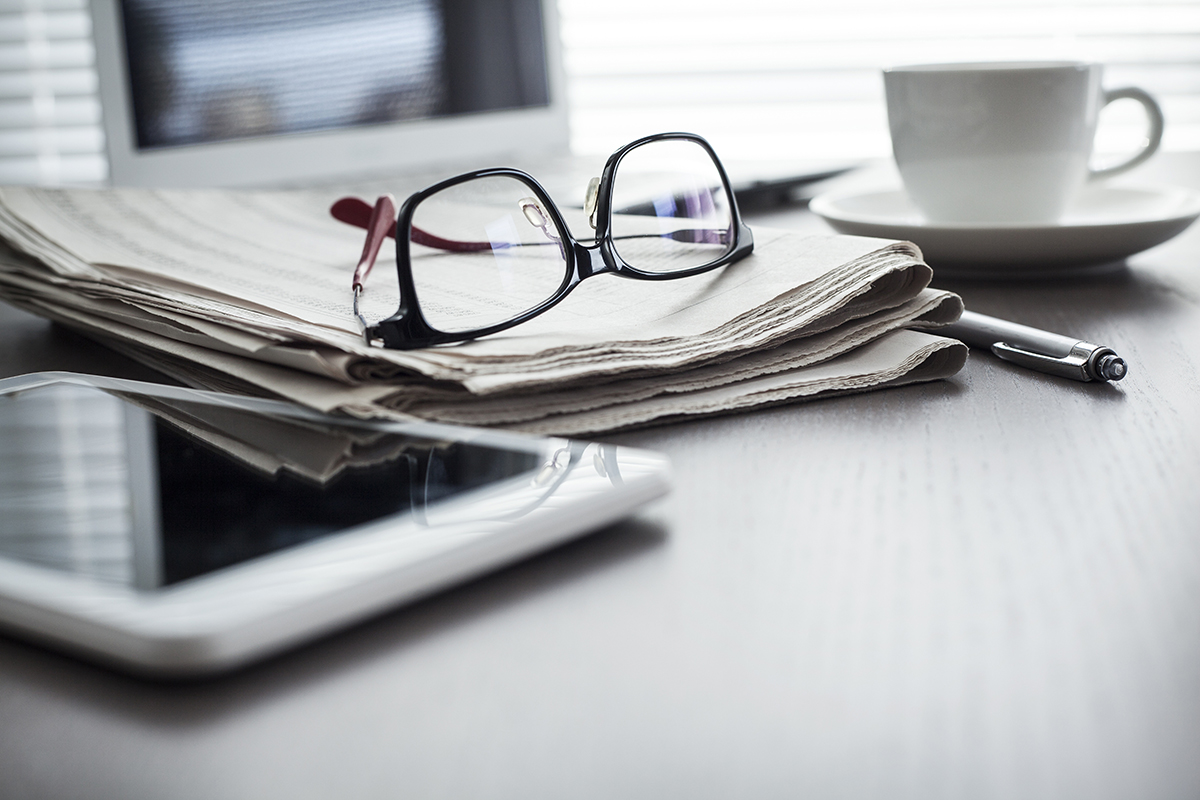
[0, 0, 105, 185]
[559, 0, 1200, 161]
[0, 0, 1195, 184]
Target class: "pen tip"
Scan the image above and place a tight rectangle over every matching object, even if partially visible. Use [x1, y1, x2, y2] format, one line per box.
[1096, 354, 1128, 382]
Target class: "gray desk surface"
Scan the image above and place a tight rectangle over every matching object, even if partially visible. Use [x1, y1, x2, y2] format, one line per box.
[1, 156, 1198, 800]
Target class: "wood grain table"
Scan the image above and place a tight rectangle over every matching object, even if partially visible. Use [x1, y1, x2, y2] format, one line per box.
[0, 155, 1197, 800]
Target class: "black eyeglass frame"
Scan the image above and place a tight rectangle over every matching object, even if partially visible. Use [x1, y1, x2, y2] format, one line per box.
[366, 131, 754, 350]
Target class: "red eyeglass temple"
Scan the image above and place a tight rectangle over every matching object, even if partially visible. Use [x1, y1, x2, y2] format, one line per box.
[332, 196, 494, 255]
[349, 195, 394, 291]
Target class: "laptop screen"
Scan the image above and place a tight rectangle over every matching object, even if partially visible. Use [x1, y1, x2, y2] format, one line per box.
[121, 0, 551, 152]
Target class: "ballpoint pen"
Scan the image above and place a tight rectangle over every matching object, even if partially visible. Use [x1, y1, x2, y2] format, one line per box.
[939, 309, 1128, 383]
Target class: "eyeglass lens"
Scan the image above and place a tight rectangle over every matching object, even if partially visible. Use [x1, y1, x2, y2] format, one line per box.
[409, 175, 569, 334]
[609, 139, 734, 274]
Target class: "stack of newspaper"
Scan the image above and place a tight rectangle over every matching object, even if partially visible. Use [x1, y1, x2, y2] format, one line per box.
[0, 186, 966, 434]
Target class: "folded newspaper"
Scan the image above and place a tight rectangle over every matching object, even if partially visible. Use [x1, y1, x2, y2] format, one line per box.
[0, 186, 967, 434]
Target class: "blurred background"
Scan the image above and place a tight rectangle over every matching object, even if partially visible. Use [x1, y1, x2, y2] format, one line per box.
[1, 0, 1197, 185]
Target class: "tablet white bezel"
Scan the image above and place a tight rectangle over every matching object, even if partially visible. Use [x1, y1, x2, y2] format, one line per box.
[89, 0, 571, 188]
[0, 373, 670, 676]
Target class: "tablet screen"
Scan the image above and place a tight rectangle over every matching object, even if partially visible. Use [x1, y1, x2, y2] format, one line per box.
[0, 383, 547, 590]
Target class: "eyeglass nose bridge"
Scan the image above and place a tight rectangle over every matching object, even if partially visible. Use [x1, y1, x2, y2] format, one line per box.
[572, 237, 615, 281]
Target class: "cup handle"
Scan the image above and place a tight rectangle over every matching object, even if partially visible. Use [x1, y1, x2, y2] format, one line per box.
[1089, 87, 1164, 180]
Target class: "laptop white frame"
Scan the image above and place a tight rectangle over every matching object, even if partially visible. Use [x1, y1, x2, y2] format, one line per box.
[89, 0, 571, 188]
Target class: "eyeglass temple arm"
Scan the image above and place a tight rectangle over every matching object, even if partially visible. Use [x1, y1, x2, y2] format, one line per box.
[333, 196, 492, 253]
[333, 195, 731, 251]
[614, 229, 732, 245]
[352, 195, 396, 292]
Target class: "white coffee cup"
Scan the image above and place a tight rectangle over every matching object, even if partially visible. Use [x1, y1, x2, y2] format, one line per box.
[883, 61, 1164, 224]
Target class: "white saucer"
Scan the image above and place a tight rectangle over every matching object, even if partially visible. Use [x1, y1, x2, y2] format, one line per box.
[809, 184, 1200, 278]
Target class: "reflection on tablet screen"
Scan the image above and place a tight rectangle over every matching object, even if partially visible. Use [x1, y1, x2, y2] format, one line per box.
[0, 384, 544, 590]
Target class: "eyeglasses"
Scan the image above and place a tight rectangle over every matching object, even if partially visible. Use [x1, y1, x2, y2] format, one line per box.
[330, 132, 754, 349]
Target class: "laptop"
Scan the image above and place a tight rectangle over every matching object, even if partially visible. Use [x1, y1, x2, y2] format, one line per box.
[90, 0, 848, 203]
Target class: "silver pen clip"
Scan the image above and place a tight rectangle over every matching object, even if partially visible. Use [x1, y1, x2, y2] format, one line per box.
[992, 341, 1128, 382]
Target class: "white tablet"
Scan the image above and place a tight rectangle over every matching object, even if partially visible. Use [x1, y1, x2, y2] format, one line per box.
[0, 373, 669, 677]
